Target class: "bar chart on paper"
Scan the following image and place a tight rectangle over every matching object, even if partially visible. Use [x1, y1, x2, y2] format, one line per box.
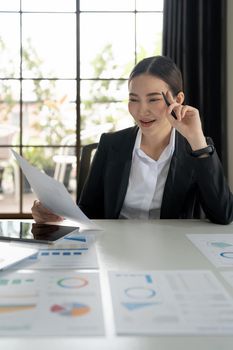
[0, 277, 37, 315]
[9, 235, 98, 269]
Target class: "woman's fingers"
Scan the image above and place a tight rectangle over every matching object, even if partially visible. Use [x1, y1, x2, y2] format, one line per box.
[167, 102, 181, 120]
[164, 91, 182, 120]
[165, 90, 175, 104]
[31, 200, 64, 223]
[163, 91, 205, 144]
[180, 105, 190, 119]
[172, 104, 183, 120]
[165, 91, 196, 121]
[167, 102, 197, 122]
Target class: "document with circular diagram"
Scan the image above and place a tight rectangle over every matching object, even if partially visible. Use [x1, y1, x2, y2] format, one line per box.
[109, 270, 233, 335]
[0, 270, 104, 336]
[187, 233, 233, 267]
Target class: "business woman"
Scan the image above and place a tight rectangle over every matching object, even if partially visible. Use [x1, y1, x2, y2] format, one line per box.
[32, 56, 233, 224]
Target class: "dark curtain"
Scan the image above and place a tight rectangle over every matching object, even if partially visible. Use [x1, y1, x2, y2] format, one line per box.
[162, 0, 227, 174]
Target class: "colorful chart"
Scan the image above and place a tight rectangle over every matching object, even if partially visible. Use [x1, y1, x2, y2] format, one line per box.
[0, 278, 35, 286]
[39, 249, 84, 256]
[57, 277, 88, 289]
[51, 302, 90, 317]
[0, 304, 36, 314]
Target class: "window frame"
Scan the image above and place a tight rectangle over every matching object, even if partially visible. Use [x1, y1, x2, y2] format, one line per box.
[0, 0, 163, 218]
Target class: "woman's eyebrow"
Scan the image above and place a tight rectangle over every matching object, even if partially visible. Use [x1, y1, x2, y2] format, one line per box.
[146, 92, 161, 97]
[129, 92, 161, 96]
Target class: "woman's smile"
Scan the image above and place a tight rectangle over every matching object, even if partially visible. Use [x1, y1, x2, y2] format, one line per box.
[139, 119, 157, 127]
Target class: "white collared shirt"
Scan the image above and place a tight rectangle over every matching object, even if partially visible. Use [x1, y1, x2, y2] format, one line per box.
[119, 128, 176, 219]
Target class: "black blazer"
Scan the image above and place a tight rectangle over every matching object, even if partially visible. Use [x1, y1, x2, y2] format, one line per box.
[78, 126, 233, 224]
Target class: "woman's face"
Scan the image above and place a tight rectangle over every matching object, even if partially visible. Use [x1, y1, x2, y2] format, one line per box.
[128, 73, 171, 135]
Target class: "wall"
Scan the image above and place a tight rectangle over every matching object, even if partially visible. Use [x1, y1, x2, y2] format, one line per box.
[227, 0, 233, 191]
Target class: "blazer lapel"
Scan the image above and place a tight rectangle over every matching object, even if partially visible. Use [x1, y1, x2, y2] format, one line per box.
[105, 126, 138, 218]
[114, 159, 132, 217]
[160, 132, 193, 218]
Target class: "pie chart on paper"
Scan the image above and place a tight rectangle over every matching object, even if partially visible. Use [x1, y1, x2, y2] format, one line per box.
[50, 302, 90, 317]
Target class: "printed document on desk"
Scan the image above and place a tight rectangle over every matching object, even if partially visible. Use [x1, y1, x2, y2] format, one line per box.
[10, 233, 99, 270]
[109, 270, 233, 335]
[0, 270, 104, 336]
[187, 233, 233, 267]
[12, 150, 100, 231]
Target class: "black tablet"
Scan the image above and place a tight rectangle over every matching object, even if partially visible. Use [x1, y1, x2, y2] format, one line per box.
[0, 220, 79, 244]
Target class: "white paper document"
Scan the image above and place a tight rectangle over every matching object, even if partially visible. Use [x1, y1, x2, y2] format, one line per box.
[109, 270, 233, 335]
[187, 233, 233, 267]
[0, 243, 38, 270]
[10, 234, 99, 270]
[0, 270, 104, 336]
[12, 149, 100, 231]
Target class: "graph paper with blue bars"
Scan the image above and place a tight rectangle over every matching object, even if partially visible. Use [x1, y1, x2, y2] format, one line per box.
[9, 234, 98, 270]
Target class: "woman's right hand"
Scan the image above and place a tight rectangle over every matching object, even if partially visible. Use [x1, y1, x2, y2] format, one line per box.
[31, 200, 64, 223]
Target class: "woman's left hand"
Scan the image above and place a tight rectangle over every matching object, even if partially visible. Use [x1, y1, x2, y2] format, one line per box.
[164, 91, 207, 150]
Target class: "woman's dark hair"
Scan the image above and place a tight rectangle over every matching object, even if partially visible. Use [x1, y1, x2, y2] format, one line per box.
[129, 56, 183, 96]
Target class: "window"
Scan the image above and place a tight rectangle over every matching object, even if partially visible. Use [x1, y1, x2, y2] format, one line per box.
[0, 0, 163, 217]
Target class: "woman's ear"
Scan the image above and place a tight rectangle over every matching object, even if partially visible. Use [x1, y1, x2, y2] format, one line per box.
[176, 91, 185, 104]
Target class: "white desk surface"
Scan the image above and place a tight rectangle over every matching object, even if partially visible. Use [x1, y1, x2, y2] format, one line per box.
[1, 219, 233, 350]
